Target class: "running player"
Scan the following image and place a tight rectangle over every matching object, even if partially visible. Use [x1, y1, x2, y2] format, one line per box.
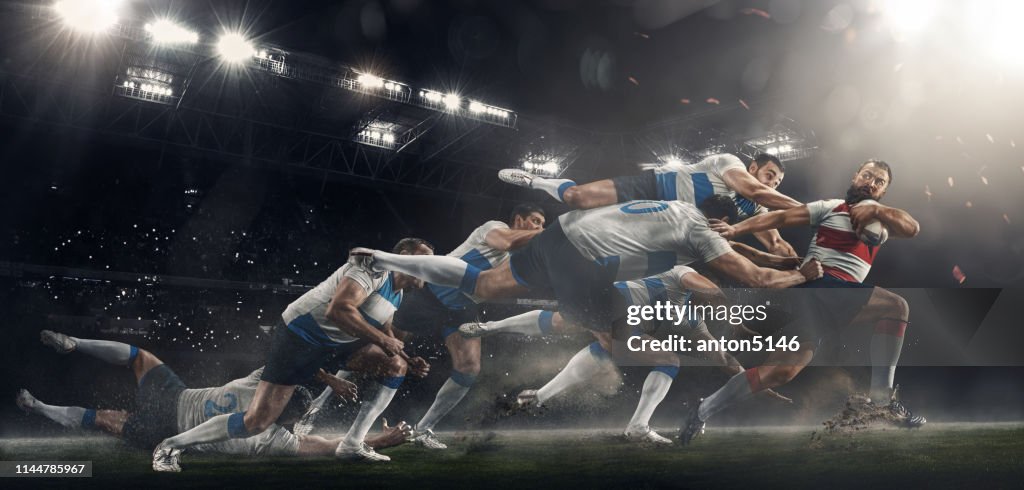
[463, 266, 791, 444]
[152, 238, 434, 469]
[499, 153, 800, 256]
[16, 331, 410, 473]
[347, 196, 822, 356]
[680, 159, 924, 445]
[301, 204, 545, 450]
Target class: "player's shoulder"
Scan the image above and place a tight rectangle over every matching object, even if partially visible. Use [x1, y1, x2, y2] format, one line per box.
[808, 198, 847, 212]
[476, 220, 509, 233]
[700, 153, 745, 172]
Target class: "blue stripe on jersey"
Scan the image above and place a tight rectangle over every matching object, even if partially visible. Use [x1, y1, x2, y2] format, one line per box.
[287, 313, 344, 347]
[378, 273, 402, 308]
[655, 171, 679, 200]
[645, 251, 676, 277]
[459, 249, 493, 271]
[691, 173, 714, 207]
[641, 277, 669, 303]
[613, 282, 633, 305]
[734, 196, 756, 217]
[360, 311, 383, 328]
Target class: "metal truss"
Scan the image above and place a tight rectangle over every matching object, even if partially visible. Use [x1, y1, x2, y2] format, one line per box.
[0, 72, 522, 202]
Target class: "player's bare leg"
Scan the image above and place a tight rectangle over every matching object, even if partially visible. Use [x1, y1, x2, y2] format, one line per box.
[848, 287, 924, 426]
[413, 333, 481, 449]
[498, 169, 618, 209]
[681, 342, 816, 445]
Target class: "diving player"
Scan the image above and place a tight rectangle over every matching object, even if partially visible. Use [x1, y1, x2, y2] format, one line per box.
[348, 196, 823, 343]
[152, 238, 434, 469]
[16, 331, 411, 472]
[499, 153, 800, 256]
[680, 159, 925, 445]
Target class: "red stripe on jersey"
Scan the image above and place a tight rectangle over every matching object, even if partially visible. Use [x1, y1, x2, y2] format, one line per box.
[823, 266, 859, 283]
[815, 226, 878, 264]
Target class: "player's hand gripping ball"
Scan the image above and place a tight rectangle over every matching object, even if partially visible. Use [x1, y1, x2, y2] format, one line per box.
[854, 200, 889, 246]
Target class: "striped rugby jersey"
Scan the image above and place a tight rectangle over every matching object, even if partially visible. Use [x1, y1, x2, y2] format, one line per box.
[429, 220, 511, 308]
[803, 199, 881, 283]
[652, 153, 766, 220]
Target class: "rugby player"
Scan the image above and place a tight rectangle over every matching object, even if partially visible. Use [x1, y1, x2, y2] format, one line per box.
[680, 159, 924, 445]
[16, 331, 411, 472]
[499, 153, 800, 256]
[152, 238, 434, 469]
[300, 205, 546, 450]
[347, 196, 823, 372]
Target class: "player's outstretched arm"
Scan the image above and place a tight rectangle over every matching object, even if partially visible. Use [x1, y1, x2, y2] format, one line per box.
[325, 278, 407, 359]
[711, 205, 812, 239]
[729, 241, 802, 270]
[721, 168, 802, 211]
[849, 201, 920, 238]
[752, 229, 798, 257]
[484, 227, 542, 252]
[707, 251, 821, 289]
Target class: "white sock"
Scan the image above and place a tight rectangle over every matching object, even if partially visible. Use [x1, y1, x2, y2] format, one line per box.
[30, 401, 90, 429]
[627, 368, 676, 430]
[71, 338, 136, 367]
[869, 320, 907, 401]
[481, 310, 554, 337]
[162, 411, 252, 449]
[371, 251, 478, 294]
[530, 176, 576, 203]
[535, 342, 612, 405]
[416, 373, 475, 432]
[342, 381, 400, 447]
[698, 367, 763, 421]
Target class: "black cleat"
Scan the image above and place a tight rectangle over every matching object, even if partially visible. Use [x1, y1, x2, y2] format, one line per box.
[678, 401, 706, 445]
[886, 385, 926, 428]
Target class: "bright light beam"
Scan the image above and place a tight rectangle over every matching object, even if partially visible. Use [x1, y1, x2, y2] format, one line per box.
[217, 32, 254, 63]
[54, 0, 123, 33]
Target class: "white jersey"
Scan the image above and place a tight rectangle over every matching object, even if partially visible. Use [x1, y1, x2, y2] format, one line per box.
[804, 199, 881, 283]
[430, 220, 510, 307]
[653, 153, 765, 219]
[176, 368, 300, 456]
[282, 264, 401, 345]
[559, 200, 733, 281]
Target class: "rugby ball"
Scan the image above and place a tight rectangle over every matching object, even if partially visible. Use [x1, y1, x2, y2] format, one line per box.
[854, 200, 888, 246]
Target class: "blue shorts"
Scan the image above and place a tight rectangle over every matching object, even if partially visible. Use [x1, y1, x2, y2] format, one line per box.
[392, 287, 480, 340]
[262, 319, 369, 386]
[611, 170, 659, 203]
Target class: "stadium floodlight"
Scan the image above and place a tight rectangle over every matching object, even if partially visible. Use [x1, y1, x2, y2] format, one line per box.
[443, 93, 461, 110]
[382, 133, 395, 143]
[660, 155, 683, 165]
[217, 32, 255, 63]
[144, 19, 199, 45]
[469, 100, 486, 113]
[54, 0, 123, 33]
[357, 73, 385, 89]
[421, 90, 443, 102]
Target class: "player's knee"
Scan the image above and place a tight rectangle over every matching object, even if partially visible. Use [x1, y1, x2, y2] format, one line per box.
[453, 358, 481, 377]
[878, 289, 910, 320]
[385, 355, 407, 377]
[561, 186, 583, 208]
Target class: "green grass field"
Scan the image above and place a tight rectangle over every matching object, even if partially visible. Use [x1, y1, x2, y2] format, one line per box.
[2, 424, 1023, 489]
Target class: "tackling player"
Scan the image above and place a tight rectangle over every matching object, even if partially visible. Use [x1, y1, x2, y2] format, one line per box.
[499, 153, 800, 256]
[16, 331, 410, 472]
[152, 238, 434, 469]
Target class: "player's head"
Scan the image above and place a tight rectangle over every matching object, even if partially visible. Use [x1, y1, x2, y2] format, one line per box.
[698, 195, 739, 224]
[391, 237, 435, 289]
[748, 153, 785, 189]
[278, 385, 314, 426]
[846, 159, 892, 204]
[509, 203, 546, 231]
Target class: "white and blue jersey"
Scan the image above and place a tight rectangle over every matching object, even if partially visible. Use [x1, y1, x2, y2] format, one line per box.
[614, 266, 704, 329]
[282, 263, 402, 346]
[429, 220, 511, 308]
[176, 368, 300, 456]
[559, 200, 733, 281]
[652, 153, 765, 220]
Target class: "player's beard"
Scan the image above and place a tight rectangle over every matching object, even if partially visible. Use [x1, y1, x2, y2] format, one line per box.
[845, 184, 874, 205]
